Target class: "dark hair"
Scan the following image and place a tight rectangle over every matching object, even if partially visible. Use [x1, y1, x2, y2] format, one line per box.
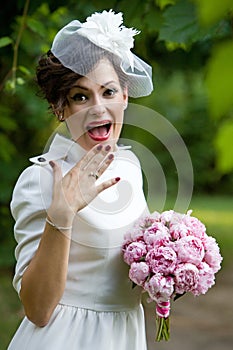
[36, 51, 81, 116]
[36, 48, 128, 117]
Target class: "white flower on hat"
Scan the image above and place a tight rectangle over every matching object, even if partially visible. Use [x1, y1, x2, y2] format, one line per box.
[78, 9, 140, 70]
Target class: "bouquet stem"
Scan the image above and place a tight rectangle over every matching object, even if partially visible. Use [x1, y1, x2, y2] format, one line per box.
[155, 316, 170, 341]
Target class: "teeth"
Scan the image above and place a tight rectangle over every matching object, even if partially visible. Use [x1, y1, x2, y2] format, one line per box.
[87, 122, 111, 131]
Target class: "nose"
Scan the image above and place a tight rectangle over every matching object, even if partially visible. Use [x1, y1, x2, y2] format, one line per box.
[89, 96, 107, 117]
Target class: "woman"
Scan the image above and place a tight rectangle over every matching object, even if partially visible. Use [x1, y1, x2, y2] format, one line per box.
[8, 10, 153, 350]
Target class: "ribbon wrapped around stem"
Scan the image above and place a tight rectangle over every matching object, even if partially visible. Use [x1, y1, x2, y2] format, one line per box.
[155, 301, 170, 341]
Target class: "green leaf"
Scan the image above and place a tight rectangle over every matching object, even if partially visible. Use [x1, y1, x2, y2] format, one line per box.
[18, 65, 31, 76]
[27, 17, 47, 37]
[144, 10, 164, 33]
[0, 36, 13, 48]
[37, 2, 50, 16]
[194, 0, 233, 26]
[156, 0, 176, 10]
[158, 0, 200, 45]
[215, 120, 233, 174]
[165, 41, 188, 50]
[206, 40, 233, 119]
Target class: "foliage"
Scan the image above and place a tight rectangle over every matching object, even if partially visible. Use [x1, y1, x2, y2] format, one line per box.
[206, 40, 233, 119]
[0, 0, 232, 266]
[0, 271, 23, 348]
[214, 120, 233, 173]
[194, 0, 233, 174]
[194, 0, 233, 26]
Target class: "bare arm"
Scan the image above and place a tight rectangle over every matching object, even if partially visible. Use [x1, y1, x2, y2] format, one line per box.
[20, 144, 119, 327]
[20, 222, 71, 327]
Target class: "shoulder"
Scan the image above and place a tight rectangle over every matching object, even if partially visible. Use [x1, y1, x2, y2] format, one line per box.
[13, 164, 52, 193]
[11, 164, 53, 217]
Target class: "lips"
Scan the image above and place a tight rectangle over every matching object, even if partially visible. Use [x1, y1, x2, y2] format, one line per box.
[86, 120, 112, 141]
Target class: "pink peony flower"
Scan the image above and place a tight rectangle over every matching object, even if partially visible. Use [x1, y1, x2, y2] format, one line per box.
[175, 235, 205, 265]
[160, 210, 175, 224]
[123, 226, 144, 244]
[203, 236, 223, 273]
[144, 274, 174, 303]
[169, 213, 190, 239]
[184, 212, 207, 239]
[123, 231, 134, 246]
[174, 263, 199, 294]
[146, 246, 177, 275]
[192, 262, 216, 296]
[129, 262, 150, 286]
[143, 222, 170, 248]
[123, 241, 147, 265]
[136, 213, 160, 230]
[122, 209, 223, 342]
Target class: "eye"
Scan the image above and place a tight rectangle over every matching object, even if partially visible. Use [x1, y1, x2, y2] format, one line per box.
[103, 88, 118, 97]
[70, 93, 87, 103]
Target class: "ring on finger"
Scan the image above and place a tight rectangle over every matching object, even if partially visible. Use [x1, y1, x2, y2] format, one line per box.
[88, 171, 99, 180]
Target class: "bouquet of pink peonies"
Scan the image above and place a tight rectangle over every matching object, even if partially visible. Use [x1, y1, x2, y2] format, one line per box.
[122, 210, 223, 341]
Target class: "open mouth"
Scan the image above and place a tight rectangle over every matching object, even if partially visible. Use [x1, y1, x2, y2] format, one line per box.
[86, 121, 112, 141]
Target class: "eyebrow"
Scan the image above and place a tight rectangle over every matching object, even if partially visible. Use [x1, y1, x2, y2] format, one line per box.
[71, 80, 118, 91]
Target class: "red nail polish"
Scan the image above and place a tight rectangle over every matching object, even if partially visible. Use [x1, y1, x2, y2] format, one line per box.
[115, 177, 120, 182]
[97, 144, 103, 151]
[105, 145, 111, 151]
[108, 153, 114, 160]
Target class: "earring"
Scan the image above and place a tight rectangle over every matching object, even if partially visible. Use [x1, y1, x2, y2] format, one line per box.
[59, 115, 65, 122]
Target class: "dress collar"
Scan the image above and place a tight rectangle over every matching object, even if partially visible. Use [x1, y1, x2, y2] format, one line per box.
[29, 133, 87, 166]
[29, 133, 131, 167]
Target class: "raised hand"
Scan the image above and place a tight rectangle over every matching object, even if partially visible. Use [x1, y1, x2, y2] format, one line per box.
[47, 143, 120, 227]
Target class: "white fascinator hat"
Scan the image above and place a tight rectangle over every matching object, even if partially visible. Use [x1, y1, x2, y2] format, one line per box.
[51, 9, 153, 98]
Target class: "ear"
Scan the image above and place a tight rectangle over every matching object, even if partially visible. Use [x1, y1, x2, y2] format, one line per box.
[51, 104, 65, 121]
[123, 87, 128, 109]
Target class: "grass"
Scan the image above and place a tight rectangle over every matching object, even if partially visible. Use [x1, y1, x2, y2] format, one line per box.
[0, 195, 232, 349]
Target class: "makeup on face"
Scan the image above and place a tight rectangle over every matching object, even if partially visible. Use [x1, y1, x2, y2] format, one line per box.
[64, 60, 128, 150]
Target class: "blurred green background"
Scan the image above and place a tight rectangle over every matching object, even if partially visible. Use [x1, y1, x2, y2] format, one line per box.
[0, 0, 233, 349]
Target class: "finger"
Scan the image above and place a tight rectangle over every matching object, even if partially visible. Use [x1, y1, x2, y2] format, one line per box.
[80, 144, 113, 171]
[85, 146, 115, 175]
[80, 144, 104, 170]
[96, 177, 121, 193]
[49, 160, 63, 183]
[95, 153, 114, 178]
[85, 153, 115, 182]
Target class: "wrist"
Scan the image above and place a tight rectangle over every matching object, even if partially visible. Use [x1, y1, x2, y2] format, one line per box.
[47, 207, 75, 228]
[45, 217, 73, 231]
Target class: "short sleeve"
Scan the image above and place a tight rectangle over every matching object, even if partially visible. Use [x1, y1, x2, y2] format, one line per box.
[10, 164, 53, 295]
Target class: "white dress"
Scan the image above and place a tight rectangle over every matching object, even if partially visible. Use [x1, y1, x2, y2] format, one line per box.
[8, 134, 149, 350]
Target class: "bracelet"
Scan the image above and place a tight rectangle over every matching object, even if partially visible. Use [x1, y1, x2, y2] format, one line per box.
[46, 217, 72, 231]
